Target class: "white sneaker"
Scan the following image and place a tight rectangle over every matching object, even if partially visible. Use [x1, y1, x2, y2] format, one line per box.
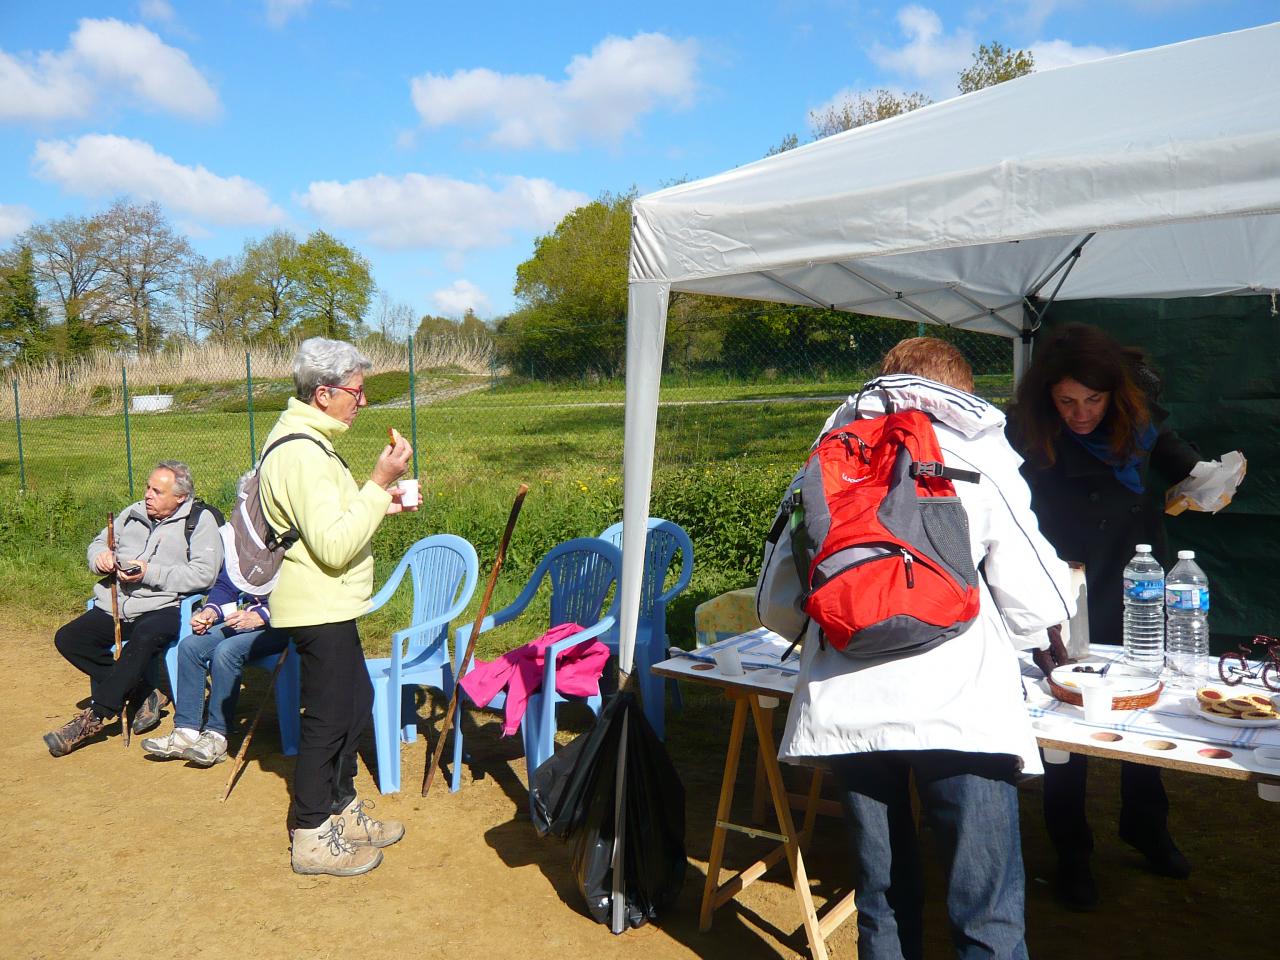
[142, 727, 200, 759]
[181, 730, 228, 767]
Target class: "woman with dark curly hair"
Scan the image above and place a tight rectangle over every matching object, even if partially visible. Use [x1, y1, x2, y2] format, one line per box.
[1007, 323, 1200, 910]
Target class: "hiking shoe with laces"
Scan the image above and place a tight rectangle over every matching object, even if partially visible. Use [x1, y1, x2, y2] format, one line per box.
[337, 797, 405, 848]
[291, 818, 383, 876]
[182, 730, 228, 767]
[130, 689, 168, 736]
[142, 726, 201, 759]
[44, 708, 105, 757]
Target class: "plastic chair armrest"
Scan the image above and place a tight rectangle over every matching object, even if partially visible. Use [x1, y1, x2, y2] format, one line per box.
[365, 560, 409, 614]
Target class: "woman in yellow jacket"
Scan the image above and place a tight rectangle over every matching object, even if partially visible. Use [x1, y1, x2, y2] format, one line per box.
[260, 337, 414, 877]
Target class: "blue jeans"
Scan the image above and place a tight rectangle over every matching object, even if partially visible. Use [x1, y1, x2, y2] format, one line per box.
[174, 625, 289, 736]
[831, 751, 1028, 960]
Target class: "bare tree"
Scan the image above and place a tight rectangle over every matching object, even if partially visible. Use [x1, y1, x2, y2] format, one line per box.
[96, 199, 193, 353]
[373, 290, 415, 342]
[21, 213, 115, 354]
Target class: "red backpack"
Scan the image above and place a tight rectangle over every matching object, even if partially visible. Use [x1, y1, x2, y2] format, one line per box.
[778, 403, 981, 659]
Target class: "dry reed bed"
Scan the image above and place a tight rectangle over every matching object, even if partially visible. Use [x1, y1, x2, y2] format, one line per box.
[1, 337, 498, 420]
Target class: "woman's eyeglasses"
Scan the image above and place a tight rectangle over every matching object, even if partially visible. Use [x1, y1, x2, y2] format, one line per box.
[322, 383, 365, 402]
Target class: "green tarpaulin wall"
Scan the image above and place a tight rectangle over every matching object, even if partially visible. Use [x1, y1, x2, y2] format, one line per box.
[1043, 295, 1280, 649]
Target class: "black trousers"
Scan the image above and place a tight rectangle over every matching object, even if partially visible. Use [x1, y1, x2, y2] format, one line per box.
[54, 606, 179, 716]
[291, 620, 372, 830]
[1042, 753, 1169, 862]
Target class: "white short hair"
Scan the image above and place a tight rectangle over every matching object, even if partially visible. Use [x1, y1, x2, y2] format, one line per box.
[292, 337, 373, 400]
[154, 460, 194, 498]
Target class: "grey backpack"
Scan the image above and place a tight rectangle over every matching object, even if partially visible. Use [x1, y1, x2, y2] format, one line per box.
[223, 433, 340, 594]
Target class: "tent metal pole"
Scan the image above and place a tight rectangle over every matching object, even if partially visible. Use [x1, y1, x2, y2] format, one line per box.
[758, 271, 830, 308]
[830, 262, 952, 327]
[609, 708, 630, 934]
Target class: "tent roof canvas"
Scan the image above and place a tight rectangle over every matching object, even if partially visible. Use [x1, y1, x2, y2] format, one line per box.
[615, 23, 1280, 672]
[630, 21, 1280, 337]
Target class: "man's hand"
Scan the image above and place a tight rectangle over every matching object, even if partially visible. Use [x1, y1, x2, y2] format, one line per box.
[1032, 623, 1070, 678]
[371, 435, 413, 489]
[115, 559, 147, 584]
[191, 606, 219, 635]
[94, 551, 116, 574]
[225, 608, 265, 632]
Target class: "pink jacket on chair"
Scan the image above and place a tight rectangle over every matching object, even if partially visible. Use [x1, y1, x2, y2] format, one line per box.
[459, 623, 610, 736]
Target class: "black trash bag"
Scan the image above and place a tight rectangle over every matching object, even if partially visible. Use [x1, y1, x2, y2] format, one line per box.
[530, 689, 624, 838]
[530, 692, 686, 930]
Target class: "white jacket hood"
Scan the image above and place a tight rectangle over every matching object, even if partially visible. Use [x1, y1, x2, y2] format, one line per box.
[819, 374, 1006, 441]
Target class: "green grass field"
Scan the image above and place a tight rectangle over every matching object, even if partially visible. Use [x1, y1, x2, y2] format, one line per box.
[0, 370, 1013, 658]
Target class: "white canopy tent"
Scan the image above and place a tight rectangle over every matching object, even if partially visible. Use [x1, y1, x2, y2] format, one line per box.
[616, 22, 1280, 678]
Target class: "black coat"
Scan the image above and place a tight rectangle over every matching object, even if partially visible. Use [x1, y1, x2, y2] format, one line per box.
[1009, 419, 1198, 647]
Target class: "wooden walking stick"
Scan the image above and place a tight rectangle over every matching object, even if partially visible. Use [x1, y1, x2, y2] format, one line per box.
[422, 482, 529, 797]
[105, 512, 129, 747]
[221, 645, 291, 802]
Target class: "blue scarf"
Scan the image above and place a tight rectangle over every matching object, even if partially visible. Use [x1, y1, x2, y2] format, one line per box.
[1068, 423, 1157, 494]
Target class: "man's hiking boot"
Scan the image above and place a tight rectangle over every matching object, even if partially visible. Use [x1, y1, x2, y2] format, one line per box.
[291, 818, 382, 876]
[336, 797, 405, 848]
[129, 689, 168, 736]
[44, 708, 105, 757]
[142, 726, 201, 759]
[182, 730, 228, 767]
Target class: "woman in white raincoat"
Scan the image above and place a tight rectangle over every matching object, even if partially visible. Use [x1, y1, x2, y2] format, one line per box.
[757, 339, 1073, 960]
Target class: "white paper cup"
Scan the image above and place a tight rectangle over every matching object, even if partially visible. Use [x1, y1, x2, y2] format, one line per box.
[398, 478, 420, 508]
[219, 602, 239, 618]
[1081, 682, 1114, 724]
[1042, 748, 1072, 765]
[712, 645, 744, 676]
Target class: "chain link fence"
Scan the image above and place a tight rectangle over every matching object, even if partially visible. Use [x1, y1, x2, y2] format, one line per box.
[0, 312, 1013, 500]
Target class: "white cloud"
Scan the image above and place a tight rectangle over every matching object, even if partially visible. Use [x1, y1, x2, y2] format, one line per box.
[0, 203, 35, 244]
[71, 19, 218, 119]
[265, 0, 313, 28]
[0, 49, 90, 121]
[0, 18, 218, 122]
[870, 6, 975, 98]
[410, 32, 698, 150]
[431, 280, 491, 317]
[33, 134, 284, 226]
[1029, 39, 1123, 71]
[138, 0, 176, 24]
[299, 172, 588, 251]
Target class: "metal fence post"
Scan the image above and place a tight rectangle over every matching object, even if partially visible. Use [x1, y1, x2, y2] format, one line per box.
[246, 350, 256, 465]
[12, 380, 25, 492]
[122, 364, 134, 499]
[408, 335, 420, 479]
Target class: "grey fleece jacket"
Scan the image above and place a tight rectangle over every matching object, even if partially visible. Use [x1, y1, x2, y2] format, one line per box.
[87, 497, 223, 621]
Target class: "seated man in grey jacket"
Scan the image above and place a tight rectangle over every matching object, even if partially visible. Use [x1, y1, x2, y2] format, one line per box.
[44, 461, 223, 757]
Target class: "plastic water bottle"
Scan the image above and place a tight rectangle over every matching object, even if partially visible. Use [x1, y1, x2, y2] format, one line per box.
[1122, 544, 1165, 673]
[1165, 550, 1209, 682]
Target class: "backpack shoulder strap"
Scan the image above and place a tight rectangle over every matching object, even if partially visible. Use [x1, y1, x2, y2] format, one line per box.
[183, 499, 225, 561]
[260, 431, 349, 471]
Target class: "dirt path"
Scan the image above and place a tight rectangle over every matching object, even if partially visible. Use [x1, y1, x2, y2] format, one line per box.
[4, 608, 1275, 959]
[1, 611, 824, 960]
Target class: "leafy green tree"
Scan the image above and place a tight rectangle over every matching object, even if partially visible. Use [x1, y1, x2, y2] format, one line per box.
[958, 42, 1035, 94]
[499, 191, 631, 378]
[0, 245, 53, 365]
[241, 230, 298, 343]
[288, 230, 373, 340]
[809, 88, 932, 138]
[189, 255, 255, 342]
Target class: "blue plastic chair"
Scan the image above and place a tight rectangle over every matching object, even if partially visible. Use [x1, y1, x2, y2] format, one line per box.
[363, 534, 479, 794]
[163, 595, 302, 757]
[598, 518, 694, 740]
[454, 537, 621, 797]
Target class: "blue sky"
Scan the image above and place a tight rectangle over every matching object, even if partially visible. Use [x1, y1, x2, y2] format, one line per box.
[1, 1, 1275, 322]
